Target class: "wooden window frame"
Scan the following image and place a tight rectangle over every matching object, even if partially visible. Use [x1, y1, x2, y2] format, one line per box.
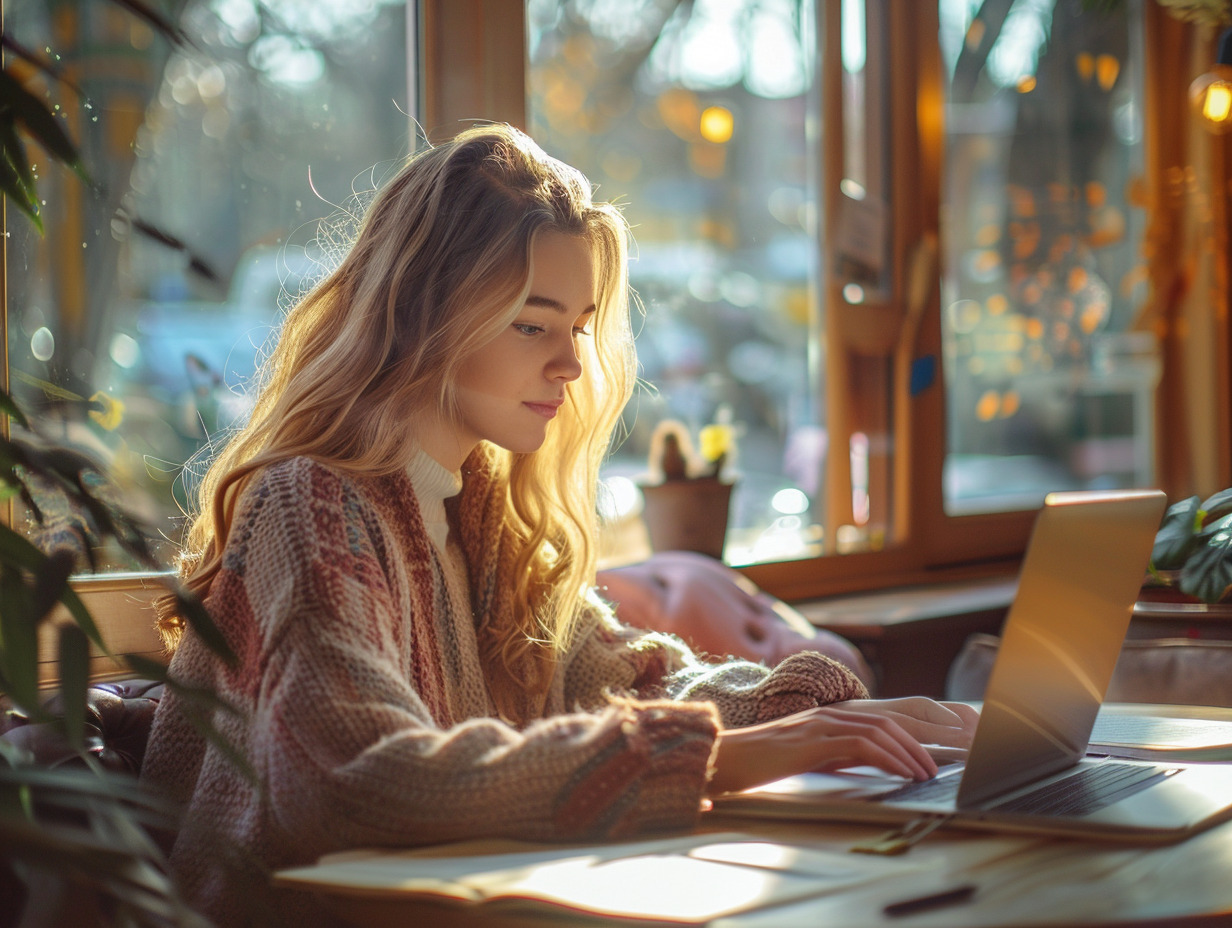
[13, 0, 1231, 673]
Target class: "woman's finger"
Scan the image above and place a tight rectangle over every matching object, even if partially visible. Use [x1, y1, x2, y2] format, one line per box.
[800, 708, 938, 780]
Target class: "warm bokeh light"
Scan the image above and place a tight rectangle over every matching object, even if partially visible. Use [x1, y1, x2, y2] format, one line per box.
[1076, 52, 1095, 83]
[1096, 54, 1119, 90]
[1190, 65, 1232, 134]
[976, 390, 1000, 422]
[1204, 82, 1232, 122]
[699, 105, 734, 143]
[1016, 75, 1036, 93]
[1000, 386, 1020, 416]
[1206, 83, 1232, 120]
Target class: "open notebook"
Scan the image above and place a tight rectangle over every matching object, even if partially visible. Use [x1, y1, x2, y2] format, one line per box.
[714, 489, 1232, 843]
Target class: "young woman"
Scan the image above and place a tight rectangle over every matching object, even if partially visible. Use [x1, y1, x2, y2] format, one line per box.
[142, 124, 977, 927]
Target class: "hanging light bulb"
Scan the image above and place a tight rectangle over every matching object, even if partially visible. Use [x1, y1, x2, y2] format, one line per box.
[1190, 28, 1232, 134]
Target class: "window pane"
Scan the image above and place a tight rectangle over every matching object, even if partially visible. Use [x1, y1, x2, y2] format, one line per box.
[6, 0, 409, 565]
[939, 0, 1152, 514]
[527, 0, 831, 565]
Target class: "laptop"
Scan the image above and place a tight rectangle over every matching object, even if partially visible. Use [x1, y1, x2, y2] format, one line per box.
[713, 489, 1232, 843]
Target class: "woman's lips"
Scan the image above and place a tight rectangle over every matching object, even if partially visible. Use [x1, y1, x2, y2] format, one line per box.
[524, 400, 562, 419]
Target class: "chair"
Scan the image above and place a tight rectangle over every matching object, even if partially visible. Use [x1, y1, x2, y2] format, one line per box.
[0, 679, 164, 774]
[947, 633, 1232, 707]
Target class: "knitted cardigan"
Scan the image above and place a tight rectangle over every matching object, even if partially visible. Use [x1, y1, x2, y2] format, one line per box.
[140, 450, 866, 928]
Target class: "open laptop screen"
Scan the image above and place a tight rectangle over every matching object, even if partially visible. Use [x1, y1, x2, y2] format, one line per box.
[957, 489, 1167, 808]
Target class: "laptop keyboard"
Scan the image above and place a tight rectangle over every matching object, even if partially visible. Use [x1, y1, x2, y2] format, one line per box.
[880, 762, 1170, 817]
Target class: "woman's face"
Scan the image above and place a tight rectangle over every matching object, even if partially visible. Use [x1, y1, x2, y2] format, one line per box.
[418, 231, 596, 471]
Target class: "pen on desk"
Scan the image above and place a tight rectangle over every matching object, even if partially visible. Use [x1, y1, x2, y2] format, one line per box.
[883, 883, 976, 917]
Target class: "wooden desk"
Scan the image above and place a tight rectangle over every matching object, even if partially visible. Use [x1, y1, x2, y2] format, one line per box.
[278, 705, 1232, 928]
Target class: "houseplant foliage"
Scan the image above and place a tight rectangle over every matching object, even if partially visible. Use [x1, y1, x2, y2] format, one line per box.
[2, 2, 242, 925]
[0, 0, 188, 231]
[0, 383, 242, 926]
[1149, 489, 1232, 604]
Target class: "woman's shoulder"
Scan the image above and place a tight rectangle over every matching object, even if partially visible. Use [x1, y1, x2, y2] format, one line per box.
[251, 455, 407, 503]
[223, 457, 416, 570]
[256, 454, 347, 486]
[234, 457, 407, 535]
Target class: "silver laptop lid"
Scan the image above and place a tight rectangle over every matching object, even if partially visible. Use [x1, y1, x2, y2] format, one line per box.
[956, 489, 1167, 808]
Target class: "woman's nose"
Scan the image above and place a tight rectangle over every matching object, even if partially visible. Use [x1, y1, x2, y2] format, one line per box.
[549, 336, 583, 382]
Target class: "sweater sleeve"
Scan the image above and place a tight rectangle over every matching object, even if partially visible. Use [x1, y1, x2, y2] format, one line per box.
[195, 460, 719, 855]
[562, 595, 869, 728]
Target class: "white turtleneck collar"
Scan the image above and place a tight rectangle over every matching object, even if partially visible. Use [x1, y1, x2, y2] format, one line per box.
[407, 450, 463, 553]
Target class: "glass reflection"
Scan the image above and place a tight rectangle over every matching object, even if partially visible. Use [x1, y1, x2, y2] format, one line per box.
[939, 0, 1154, 514]
[6, 0, 409, 565]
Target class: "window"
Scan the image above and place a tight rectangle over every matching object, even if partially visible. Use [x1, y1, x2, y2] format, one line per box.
[938, 0, 1152, 515]
[6, 0, 410, 569]
[518, 0, 1159, 594]
[8, 0, 1228, 617]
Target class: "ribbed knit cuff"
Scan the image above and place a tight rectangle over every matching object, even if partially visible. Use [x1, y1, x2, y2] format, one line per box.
[551, 699, 719, 840]
[753, 651, 869, 723]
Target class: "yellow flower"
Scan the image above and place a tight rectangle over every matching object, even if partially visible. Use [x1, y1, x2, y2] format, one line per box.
[88, 391, 125, 431]
[698, 423, 733, 463]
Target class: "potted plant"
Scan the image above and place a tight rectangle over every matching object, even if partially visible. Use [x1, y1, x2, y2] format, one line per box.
[1146, 488, 1232, 604]
[638, 418, 737, 560]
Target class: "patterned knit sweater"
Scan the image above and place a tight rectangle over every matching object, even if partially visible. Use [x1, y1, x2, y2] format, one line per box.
[140, 450, 866, 928]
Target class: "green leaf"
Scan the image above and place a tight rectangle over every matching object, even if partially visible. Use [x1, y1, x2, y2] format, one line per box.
[0, 68, 89, 182]
[174, 589, 235, 665]
[0, 114, 37, 201]
[0, 525, 105, 650]
[0, 144, 43, 233]
[1180, 513, 1232, 603]
[0, 36, 76, 94]
[58, 624, 91, 754]
[31, 548, 75, 625]
[1151, 496, 1201, 571]
[0, 567, 39, 713]
[0, 389, 32, 430]
[1201, 488, 1232, 524]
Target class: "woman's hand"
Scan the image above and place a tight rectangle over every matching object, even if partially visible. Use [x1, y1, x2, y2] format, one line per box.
[706, 698, 980, 797]
[829, 697, 980, 751]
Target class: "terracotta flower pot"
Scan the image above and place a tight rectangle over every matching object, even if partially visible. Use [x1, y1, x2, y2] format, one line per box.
[639, 477, 734, 561]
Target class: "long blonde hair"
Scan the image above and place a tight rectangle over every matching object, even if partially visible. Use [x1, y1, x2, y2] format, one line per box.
[158, 124, 636, 715]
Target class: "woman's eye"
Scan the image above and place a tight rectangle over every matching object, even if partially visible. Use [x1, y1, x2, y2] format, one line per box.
[513, 323, 544, 336]
[573, 326, 592, 337]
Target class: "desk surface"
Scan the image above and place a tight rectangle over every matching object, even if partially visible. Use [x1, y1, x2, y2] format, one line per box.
[277, 704, 1232, 928]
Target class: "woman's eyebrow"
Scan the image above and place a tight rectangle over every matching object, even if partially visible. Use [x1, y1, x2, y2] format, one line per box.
[525, 295, 597, 315]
